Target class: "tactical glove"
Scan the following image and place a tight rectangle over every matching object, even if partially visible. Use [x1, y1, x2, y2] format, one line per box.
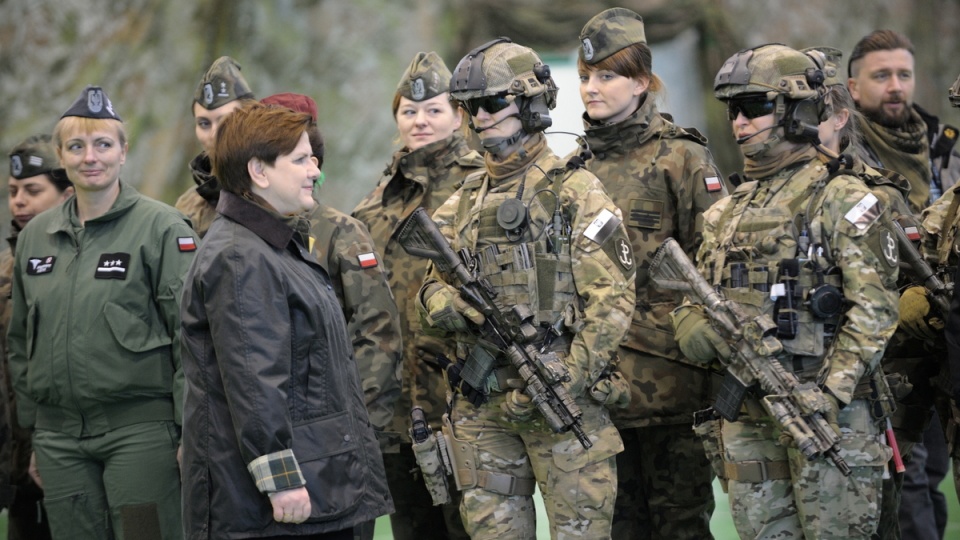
[442, 355, 488, 407]
[589, 370, 631, 408]
[501, 389, 536, 421]
[898, 286, 944, 340]
[672, 306, 732, 364]
[422, 282, 485, 332]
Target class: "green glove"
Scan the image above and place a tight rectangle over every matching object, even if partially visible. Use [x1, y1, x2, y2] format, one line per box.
[501, 389, 536, 421]
[671, 306, 732, 364]
[898, 285, 944, 340]
[820, 389, 842, 438]
[422, 283, 485, 332]
[589, 370, 631, 409]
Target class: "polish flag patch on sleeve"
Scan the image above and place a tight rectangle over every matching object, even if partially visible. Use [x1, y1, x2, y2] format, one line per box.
[902, 225, 921, 241]
[178, 237, 197, 252]
[704, 176, 723, 192]
[358, 252, 378, 269]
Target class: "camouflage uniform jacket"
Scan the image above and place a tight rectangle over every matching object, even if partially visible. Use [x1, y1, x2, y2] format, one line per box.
[698, 154, 899, 404]
[581, 97, 726, 425]
[423, 133, 636, 395]
[175, 152, 220, 238]
[308, 202, 402, 434]
[352, 133, 483, 441]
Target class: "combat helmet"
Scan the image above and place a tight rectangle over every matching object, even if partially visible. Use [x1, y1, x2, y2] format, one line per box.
[450, 37, 557, 153]
[715, 43, 827, 145]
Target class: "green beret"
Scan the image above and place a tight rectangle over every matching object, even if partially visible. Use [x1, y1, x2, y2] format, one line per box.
[194, 56, 254, 110]
[397, 51, 452, 101]
[9, 134, 61, 180]
[61, 86, 122, 121]
[579, 8, 646, 65]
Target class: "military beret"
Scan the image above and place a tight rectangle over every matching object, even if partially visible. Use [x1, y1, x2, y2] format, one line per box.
[9, 134, 61, 180]
[61, 85, 122, 121]
[261, 93, 318, 122]
[194, 56, 254, 110]
[397, 51, 453, 101]
[579, 7, 646, 65]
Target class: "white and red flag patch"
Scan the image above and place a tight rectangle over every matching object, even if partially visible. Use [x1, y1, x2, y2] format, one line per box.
[903, 225, 921, 241]
[358, 252, 378, 269]
[178, 237, 197, 252]
[704, 176, 723, 192]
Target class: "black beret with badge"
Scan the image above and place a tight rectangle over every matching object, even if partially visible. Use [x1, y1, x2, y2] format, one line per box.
[579, 7, 647, 65]
[9, 134, 62, 180]
[194, 56, 254, 110]
[61, 85, 122, 121]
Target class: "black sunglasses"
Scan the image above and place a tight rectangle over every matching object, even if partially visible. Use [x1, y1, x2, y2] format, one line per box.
[726, 98, 775, 120]
[460, 93, 513, 116]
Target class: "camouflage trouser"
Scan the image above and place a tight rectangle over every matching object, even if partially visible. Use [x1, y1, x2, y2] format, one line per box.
[382, 443, 468, 540]
[451, 392, 623, 540]
[723, 398, 890, 539]
[611, 424, 715, 540]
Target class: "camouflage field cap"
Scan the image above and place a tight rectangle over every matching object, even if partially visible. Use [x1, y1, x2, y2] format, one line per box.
[9, 134, 61, 180]
[950, 72, 960, 108]
[397, 52, 452, 102]
[194, 56, 254, 110]
[714, 43, 823, 101]
[450, 38, 555, 103]
[579, 7, 646, 65]
[61, 85, 122, 121]
[802, 46, 843, 87]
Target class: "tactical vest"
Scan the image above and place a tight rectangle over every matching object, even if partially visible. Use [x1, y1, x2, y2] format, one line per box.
[708, 164, 844, 363]
[460, 168, 578, 338]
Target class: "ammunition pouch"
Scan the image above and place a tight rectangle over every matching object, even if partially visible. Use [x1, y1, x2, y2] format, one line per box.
[461, 338, 500, 392]
[443, 414, 536, 496]
[692, 408, 729, 492]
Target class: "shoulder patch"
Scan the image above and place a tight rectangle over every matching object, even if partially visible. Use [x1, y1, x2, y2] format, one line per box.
[357, 252, 378, 269]
[880, 228, 898, 267]
[614, 237, 634, 272]
[844, 193, 881, 230]
[584, 208, 622, 245]
[178, 236, 197, 252]
[704, 176, 723, 193]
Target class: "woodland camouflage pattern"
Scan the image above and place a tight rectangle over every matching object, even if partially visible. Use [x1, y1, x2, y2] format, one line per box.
[309, 202, 402, 434]
[579, 94, 726, 539]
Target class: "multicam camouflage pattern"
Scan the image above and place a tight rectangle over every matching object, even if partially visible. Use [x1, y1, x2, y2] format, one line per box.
[696, 153, 898, 537]
[422, 133, 633, 538]
[449, 41, 553, 102]
[308, 202, 402, 434]
[396, 51, 452, 102]
[352, 132, 482, 540]
[451, 392, 622, 540]
[175, 152, 219, 238]
[714, 44, 824, 102]
[580, 96, 726, 426]
[723, 399, 889, 538]
[578, 7, 646, 65]
[193, 56, 254, 110]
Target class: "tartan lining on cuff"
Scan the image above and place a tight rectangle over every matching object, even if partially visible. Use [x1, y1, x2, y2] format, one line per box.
[247, 449, 305, 493]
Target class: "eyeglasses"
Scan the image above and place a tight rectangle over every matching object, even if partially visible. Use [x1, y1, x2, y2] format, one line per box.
[726, 98, 775, 120]
[460, 93, 514, 116]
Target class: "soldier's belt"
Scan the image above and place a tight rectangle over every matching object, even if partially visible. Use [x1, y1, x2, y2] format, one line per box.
[724, 459, 790, 483]
[459, 470, 536, 497]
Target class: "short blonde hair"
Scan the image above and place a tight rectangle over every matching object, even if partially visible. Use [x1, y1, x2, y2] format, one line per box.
[53, 116, 127, 148]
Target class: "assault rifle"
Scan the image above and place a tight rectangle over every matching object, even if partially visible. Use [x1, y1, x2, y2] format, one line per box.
[892, 219, 952, 315]
[398, 207, 591, 449]
[649, 238, 851, 476]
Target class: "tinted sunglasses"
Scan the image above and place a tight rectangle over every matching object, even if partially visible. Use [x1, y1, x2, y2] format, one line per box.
[460, 92, 513, 116]
[726, 98, 775, 120]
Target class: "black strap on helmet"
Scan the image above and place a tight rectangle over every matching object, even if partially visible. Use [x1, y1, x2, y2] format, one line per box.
[450, 36, 513, 94]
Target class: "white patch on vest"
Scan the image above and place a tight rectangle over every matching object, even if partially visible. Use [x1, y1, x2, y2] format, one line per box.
[843, 193, 880, 230]
[770, 283, 786, 299]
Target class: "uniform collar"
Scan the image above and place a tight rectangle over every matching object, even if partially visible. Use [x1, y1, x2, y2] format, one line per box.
[382, 133, 470, 204]
[217, 190, 294, 250]
[583, 94, 664, 156]
[46, 181, 140, 234]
